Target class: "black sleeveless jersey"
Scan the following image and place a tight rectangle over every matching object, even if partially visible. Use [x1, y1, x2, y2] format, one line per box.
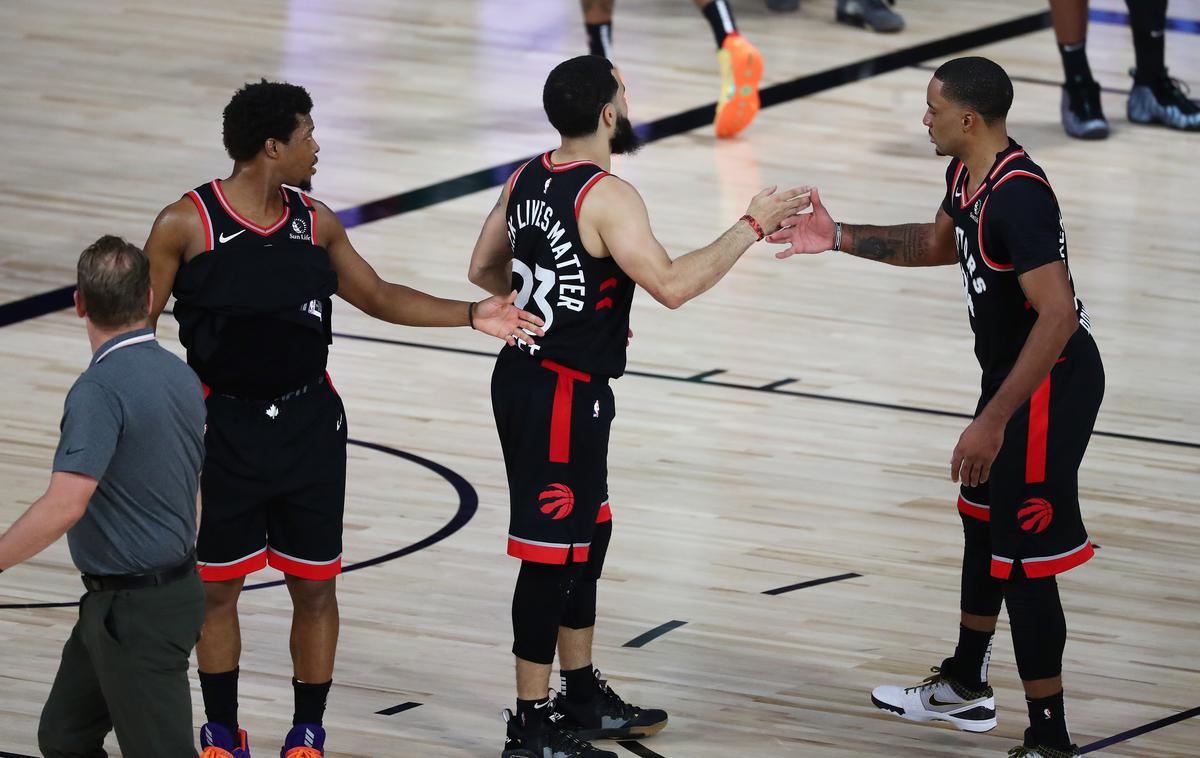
[943, 140, 1094, 399]
[504, 152, 634, 378]
[172, 181, 337, 399]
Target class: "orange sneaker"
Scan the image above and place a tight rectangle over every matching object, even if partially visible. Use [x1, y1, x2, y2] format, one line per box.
[199, 722, 251, 758]
[714, 32, 762, 138]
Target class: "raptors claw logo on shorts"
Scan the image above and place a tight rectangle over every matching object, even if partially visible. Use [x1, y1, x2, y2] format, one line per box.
[538, 483, 575, 520]
[1018, 497, 1054, 534]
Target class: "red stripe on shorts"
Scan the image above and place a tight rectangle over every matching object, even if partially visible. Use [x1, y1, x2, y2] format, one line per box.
[541, 359, 591, 464]
[1026, 374, 1051, 484]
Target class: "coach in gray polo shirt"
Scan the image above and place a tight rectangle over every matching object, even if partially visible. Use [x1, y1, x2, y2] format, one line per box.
[0, 235, 206, 758]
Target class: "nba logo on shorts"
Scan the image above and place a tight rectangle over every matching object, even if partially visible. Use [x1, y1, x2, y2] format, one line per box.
[593, 400, 600, 418]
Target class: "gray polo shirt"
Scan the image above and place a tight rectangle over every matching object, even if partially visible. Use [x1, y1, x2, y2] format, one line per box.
[52, 327, 206, 575]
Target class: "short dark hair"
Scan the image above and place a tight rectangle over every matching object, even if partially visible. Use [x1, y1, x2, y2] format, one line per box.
[222, 79, 314, 161]
[76, 236, 150, 328]
[933, 57, 1014, 124]
[543, 56, 619, 138]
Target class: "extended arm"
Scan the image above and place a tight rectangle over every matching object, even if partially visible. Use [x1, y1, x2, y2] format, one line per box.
[315, 200, 542, 343]
[592, 178, 810, 309]
[769, 187, 957, 267]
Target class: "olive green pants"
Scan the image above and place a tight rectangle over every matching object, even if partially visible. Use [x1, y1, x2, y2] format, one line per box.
[38, 570, 205, 758]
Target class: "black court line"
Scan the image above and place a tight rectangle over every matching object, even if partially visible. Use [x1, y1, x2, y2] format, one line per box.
[0, 9, 1058, 327]
[0, 752, 36, 758]
[688, 368, 726, 382]
[0, 439, 477, 609]
[623, 620, 688, 648]
[325, 331, 1200, 451]
[0, 285, 74, 328]
[760, 377, 798, 391]
[1089, 8, 1200, 34]
[376, 701, 422, 716]
[618, 740, 670, 758]
[763, 572, 862, 596]
[1081, 705, 1200, 753]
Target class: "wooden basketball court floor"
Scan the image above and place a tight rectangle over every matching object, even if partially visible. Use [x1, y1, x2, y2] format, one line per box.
[0, 0, 1197, 755]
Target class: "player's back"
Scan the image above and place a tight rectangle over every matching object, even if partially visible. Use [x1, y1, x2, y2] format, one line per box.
[505, 152, 634, 378]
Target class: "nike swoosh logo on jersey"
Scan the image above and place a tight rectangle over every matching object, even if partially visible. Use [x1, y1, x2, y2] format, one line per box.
[218, 229, 247, 243]
[65, 447, 84, 455]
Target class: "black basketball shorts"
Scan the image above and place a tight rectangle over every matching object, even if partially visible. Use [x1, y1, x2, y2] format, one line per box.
[197, 374, 347, 582]
[492, 347, 614, 565]
[958, 340, 1104, 579]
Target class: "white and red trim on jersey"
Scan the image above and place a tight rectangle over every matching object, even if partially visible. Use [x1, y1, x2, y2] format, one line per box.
[541, 152, 600, 173]
[976, 169, 1055, 273]
[507, 158, 535, 196]
[574, 171, 609, 220]
[210, 180, 291, 236]
[295, 188, 318, 243]
[186, 190, 214, 251]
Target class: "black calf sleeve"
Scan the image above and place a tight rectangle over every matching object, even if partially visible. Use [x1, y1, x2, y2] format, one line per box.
[1004, 571, 1066, 681]
[512, 560, 582, 664]
[960, 512, 1004, 617]
[562, 521, 611, 629]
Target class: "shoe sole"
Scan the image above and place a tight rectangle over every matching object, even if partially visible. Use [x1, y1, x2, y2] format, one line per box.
[575, 717, 668, 740]
[715, 42, 762, 138]
[870, 695, 997, 733]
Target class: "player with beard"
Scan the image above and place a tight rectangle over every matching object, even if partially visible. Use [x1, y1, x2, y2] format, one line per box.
[143, 80, 542, 758]
[468, 55, 808, 758]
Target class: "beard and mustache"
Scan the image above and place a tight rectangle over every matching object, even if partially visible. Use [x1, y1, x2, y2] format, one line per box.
[609, 113, 643, 156]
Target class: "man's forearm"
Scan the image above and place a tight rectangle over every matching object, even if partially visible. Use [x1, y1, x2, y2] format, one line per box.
[662, 219, 759, 307]
[469, 264, 512, 298]
[841, 223, 939, 266]
[369, 283, 472, 327]
[0, 495, 81, 570]
[979, 311, 1079, 426]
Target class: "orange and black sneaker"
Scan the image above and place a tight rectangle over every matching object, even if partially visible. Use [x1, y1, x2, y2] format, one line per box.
[714, 32, 763, 139]
[199, 722, 251, 758]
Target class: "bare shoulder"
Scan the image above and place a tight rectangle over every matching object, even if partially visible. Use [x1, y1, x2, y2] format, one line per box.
[153, 196, 203, 232]
[585, 174, 643, 214]
[147, 195, 205, 257]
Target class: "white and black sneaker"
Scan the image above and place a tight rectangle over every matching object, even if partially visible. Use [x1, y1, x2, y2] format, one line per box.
[1061, 80, 1109, 140]
[501, 697, 617, 758]
[871, 661, 997, 732]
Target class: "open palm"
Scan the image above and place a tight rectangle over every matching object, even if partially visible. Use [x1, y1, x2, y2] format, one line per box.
[767, 186, 836, 259]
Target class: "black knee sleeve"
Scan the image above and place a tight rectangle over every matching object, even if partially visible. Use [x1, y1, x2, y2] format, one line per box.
[512, 561, 582, 664]
[1004, 572, 1066, 681]
[561, 521, 611, 629]
[960, 512, 1004, 617]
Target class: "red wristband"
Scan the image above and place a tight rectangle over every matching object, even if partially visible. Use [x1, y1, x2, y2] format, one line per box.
[740, 214, 765, 241]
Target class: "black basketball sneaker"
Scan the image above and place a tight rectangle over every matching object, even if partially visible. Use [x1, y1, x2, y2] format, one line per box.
[501, 697, 617, 758]
[556, 669, 668, 740]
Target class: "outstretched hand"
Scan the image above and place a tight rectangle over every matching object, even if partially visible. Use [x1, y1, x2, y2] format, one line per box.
[745, 185, 813, 236]
[472, 290, 545, 347]
[767, 186, 836, 258]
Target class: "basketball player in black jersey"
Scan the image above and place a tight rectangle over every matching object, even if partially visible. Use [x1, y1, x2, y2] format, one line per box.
[468, 56, 808, 758]
[143, 81, 542, 758]
[769, 57, 1103, 758]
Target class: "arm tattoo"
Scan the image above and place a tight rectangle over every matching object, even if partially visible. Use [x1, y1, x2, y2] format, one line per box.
[844, 223, 936, 266]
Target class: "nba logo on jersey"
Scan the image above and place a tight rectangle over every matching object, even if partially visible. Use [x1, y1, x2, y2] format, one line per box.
[544, 178, 552, 194]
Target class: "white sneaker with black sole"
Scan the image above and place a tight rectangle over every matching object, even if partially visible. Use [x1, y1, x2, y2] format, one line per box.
[871, 664, 997, 732]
